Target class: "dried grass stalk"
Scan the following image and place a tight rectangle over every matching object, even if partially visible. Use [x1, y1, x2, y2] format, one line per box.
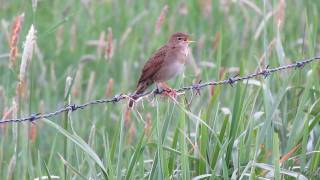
[120, 27, 132, 47]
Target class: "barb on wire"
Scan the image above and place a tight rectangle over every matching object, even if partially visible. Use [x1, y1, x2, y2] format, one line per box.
[192, 80, 202, 95]
[1, 57, 320, 124]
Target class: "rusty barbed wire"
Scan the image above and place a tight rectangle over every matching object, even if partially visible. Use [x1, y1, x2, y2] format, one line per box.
[1, 57, 320, 124]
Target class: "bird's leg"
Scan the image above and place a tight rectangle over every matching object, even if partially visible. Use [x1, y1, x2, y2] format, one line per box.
[155, 83, 161, 94]
[158, 82, 177, 98]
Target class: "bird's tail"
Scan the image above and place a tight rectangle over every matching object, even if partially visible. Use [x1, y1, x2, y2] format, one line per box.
[128, 80, 153, 108]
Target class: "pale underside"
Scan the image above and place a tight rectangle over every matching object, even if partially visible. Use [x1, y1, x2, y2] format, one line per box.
[138, 45, 188, 84]
[153, 61, 185, 83]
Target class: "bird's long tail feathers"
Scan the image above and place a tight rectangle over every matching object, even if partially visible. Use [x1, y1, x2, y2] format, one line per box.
[128, 80, 153, 108]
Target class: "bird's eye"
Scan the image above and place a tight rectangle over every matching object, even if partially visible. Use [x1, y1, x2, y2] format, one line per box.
[177, 37, 182, 40]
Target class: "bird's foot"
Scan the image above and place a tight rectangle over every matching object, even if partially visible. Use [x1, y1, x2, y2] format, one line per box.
[158, 83, 177, 99]
[163, 87, 177, 99]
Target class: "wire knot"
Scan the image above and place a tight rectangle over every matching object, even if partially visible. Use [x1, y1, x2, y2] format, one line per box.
[261, 65, 270, 78]
[112, 94, 123, 103]
[295, 61, 305, 69]
[192, 80, 202, 95]
[29, 113, 40, 122]
[227, 74, 239, 86]
[70, 104, 77, 111]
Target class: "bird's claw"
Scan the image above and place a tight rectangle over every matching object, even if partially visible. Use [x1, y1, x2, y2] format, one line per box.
[162, 87, 178, 99]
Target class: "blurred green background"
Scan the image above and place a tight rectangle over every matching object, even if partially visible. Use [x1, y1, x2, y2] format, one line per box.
[0, 0, 320, 179]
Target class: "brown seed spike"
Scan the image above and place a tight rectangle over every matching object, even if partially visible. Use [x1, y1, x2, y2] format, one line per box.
[9, 13, 25, 68]
[155, 5, 168, 34]
[105, 78, 114, 97]
[105, 27, 113, 61]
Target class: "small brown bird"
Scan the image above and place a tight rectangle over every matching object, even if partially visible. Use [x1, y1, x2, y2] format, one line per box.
[129, 32, 193, 107]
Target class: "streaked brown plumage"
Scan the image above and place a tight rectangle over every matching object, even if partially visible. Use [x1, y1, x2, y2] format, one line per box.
[129, 32, 192, 107]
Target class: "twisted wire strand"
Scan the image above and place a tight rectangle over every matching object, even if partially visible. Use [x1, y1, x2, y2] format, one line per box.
[1, 57, 319, 124]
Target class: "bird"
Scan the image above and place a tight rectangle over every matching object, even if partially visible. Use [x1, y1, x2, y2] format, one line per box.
[129, 32, 193, 108]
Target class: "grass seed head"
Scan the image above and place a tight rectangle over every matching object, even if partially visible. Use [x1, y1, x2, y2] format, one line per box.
[155, 5, 168, 34]
[275, 0, 286, 29]
[105, 78, 114, 97]
[19, 24, 36, 84]
[97, 31, 106, 59]
[17, 24, 37, 98]
[178, 2, 188, 15]
[64, 76, 73, 98]
[105, 27, 113, 61]
[29, 123, 37, 143]
[9, 13, 25, 68]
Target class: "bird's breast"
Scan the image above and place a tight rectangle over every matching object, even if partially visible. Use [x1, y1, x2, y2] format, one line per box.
[153, 61, 185, 82]
[171, 48, 189, 64]
[170, 61, 185, 74]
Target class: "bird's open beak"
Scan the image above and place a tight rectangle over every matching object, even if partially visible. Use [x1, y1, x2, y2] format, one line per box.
[186, 36, 195, 43]
[187, 38, 195, 43]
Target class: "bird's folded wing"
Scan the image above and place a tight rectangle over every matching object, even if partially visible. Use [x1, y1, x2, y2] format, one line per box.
[138, 45, 168, 84]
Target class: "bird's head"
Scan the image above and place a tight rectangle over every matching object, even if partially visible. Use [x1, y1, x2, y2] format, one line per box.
[169, 32, 194, 47]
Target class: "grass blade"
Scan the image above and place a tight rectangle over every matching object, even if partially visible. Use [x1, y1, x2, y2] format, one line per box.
[43, 119, 108, 178]
[125, 132, 145, 180]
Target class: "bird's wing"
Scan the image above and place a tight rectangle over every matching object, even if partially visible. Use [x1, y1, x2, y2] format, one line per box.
[137, 45, 168, 84]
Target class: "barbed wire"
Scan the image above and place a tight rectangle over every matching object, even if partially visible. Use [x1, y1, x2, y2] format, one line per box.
[1, 57, 320, 124]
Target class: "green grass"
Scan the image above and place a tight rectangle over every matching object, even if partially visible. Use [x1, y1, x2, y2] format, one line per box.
[0, 0, 320, 179]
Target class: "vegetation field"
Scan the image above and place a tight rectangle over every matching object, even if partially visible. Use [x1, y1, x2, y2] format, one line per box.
[0, 0, 320, 179]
